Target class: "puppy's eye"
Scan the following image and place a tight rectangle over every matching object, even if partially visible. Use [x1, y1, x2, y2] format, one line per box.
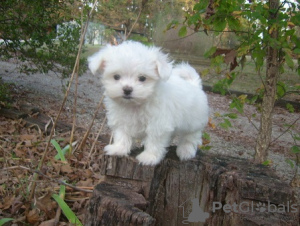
[138, 76, 146, 82]
[113, 74, 121, 80]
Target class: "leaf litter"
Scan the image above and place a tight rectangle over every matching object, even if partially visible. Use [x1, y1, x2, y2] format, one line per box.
[0, 112, 105, 224]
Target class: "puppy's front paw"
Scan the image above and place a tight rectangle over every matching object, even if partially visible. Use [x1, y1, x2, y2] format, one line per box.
[136, 152, 163, 166]
[104, 144, 129, 156]
[176, 144, 197, 161]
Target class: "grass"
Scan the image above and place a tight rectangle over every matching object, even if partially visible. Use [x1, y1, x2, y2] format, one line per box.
[52, 182, 83, 226]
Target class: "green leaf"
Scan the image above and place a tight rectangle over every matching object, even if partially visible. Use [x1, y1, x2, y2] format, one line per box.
[59, 184, 66, 198]
[202, 132, 211, 141]
[276, 81, 286, 98]
[293, 48, 300, 55]
[293, 135, 300, 141]
[204, 46, 217, 58]
[252, 47, 265, 70]
[54, 142, 77, 160]
[230, 97, 244, 114]
[201, 145, 212, 151]
[188, 14, 201, 25]
[178, 26, 187, 37]
[212, 79, 227, 95]
[52, 194, 83, 226]
[291, 145, 300, 154]
[286, 103, 295, 113]
[0, 218, 14, 226]
[193, 0, 209, 11]
[226, 72, 237, 86]
[284, 51, 294, 68]
[224, 113, 238, 119]
[286, 159, 295, 168]
[51, 139, 66, 162]
[219, 118, 232, 130]
[166, 20, 179, 31]
[262, 160, 272, 166]
[213, 17, 227, 31]
[248, 95, 259, 104]
[227, 17, 240, 30]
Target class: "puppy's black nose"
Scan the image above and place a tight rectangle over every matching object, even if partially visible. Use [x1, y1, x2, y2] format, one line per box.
[123, 86, 133, 96]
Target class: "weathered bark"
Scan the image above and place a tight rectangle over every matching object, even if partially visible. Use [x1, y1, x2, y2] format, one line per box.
[84, 147, 299, 225]
[255, 0, 280, 163]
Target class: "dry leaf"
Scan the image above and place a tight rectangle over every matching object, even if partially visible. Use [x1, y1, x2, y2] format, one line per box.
[76, 178, 93, 187]
[39, 219, 56, 226]
[0, 195, 15, 210]
[36, 192, 57, 218]
[60, 164, 73, 174]
[26, 208, 40, 224]
[208, 118, 216, 129]
[20, 134, 36, 141]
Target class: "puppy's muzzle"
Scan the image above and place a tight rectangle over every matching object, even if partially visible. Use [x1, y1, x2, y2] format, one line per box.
[123, 86, 133, 99]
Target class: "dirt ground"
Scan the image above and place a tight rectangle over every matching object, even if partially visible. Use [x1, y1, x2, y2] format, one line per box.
[0, 59, 299, 223]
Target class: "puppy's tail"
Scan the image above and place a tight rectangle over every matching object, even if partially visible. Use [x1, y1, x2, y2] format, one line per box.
[173, 63, 202, 87]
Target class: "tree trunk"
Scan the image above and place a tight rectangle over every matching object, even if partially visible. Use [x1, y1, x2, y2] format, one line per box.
[84, 147, 299, 225]
[255, 0, 280, 163]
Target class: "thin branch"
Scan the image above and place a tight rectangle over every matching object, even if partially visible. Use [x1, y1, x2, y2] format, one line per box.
[161, 31, 197, 43]
[78, 94, 105, 151]
[244, 113, 259, 131]
[125, 0, 149, 40]
[88, 115, 107, 158]
[270, 115, 300, 146]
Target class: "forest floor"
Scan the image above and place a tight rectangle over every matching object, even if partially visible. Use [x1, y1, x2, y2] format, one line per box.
[0, 58, 299, 225]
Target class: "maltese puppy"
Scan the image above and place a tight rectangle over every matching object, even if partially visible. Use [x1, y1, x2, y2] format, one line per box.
[88, 41, 208, 165]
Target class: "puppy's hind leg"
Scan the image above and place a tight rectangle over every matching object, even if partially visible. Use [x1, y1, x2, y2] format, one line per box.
[104, 129, 132, 156]
[176, 131, 202, 161]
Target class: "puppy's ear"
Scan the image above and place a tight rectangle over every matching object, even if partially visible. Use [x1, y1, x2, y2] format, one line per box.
[88, 50, 106, 75]
[155, 49, 172, 81]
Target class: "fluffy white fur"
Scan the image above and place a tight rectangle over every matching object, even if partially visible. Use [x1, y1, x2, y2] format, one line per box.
[88, 41, 209, 165]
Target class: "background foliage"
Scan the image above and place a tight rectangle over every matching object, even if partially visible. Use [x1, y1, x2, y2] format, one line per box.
[0, 0, 86, 78]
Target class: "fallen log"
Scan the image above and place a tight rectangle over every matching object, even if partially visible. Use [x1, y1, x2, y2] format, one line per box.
[85, 147, 299, 226]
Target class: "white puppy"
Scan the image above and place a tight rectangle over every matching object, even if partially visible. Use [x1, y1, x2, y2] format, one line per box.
[88, 41, 208, 165]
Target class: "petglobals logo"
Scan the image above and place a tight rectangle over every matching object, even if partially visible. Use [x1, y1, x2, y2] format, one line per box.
[212, 201, 298, 214]
[179, 198, 210, 224]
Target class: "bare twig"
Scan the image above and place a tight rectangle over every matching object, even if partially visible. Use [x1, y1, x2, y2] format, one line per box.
[244, 112, 259, 131]
[69, 1, 87, 155]
[88, 115, 107, 158]
[161, 31, 197, 43]
[125, 0, 149, 40]
[69, 69, 79, 156]
[78, 95, 105, 151]
[270, 115, 300, 146]
[54, 205, 62, 226]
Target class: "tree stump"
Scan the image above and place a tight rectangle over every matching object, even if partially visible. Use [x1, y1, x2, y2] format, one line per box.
[85, 147, 299, 226]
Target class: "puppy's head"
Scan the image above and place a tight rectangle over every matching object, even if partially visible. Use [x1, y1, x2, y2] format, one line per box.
[88, 41, 172, 104]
